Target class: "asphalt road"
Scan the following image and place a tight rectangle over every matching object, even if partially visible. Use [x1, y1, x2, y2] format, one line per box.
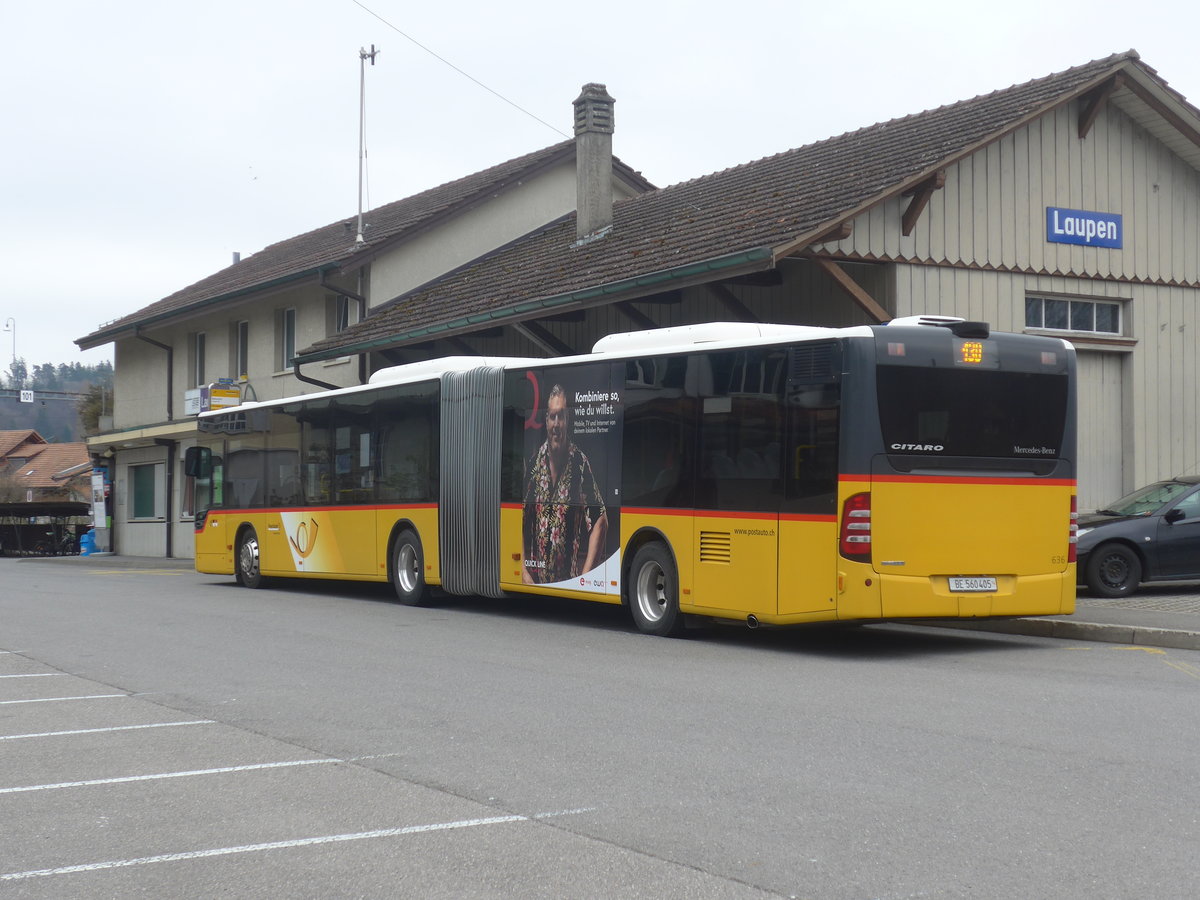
[2, 558, 1198, 899]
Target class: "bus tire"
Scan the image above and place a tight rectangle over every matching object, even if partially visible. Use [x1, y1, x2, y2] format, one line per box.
[235, 527, 264, 589]
[391, 529, 431, 606]
[628, 542, 684, 637]
[1085, 542, 1141, 598]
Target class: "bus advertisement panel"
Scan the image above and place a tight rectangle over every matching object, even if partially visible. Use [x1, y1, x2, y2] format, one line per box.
[515, 362, 623, 594]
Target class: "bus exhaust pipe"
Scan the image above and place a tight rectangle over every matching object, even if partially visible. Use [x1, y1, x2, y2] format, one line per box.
[746, 615, 759, 629]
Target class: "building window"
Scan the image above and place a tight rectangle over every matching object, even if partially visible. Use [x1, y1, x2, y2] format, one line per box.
[235, 320, 249, 380]
[277, 308, 296, 370]
[191, 332, 207, 386]
[128, 463, 164, 520]
[327, 294, 358, 336]
[1025, 297, 1121, 335]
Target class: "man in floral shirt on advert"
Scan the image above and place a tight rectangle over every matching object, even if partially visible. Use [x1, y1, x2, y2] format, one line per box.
[522, 383, 608, 584]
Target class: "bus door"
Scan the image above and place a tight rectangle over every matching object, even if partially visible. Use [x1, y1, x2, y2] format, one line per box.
[777, 344, 841, 616]
[691, 351, 782, 616]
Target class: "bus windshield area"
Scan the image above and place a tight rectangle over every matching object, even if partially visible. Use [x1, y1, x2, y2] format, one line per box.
[876, 366, 1068, 461]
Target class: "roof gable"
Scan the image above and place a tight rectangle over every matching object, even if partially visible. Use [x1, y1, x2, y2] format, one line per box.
[0, 430, 46, 458]
[302, 51, 1186, 361]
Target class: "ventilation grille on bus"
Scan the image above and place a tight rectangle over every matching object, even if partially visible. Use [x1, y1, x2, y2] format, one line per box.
[699, 531, 732, 564]
[439, 366, 505, 599]
[788, 342, 838, 383]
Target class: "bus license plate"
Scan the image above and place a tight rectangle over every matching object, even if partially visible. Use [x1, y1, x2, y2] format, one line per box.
[949, 577, 997, 593]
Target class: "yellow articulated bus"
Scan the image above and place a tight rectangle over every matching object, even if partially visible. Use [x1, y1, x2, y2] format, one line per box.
[189, 316, 1077, 636]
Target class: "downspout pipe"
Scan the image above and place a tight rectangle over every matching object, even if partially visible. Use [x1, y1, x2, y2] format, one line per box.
[292, 362, 339, 391]
[136, 330, 173, 420]
[321, 274, 371, 386]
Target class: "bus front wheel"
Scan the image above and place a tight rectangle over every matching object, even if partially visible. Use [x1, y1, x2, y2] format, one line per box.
[392, 529, 431, 606]
[629, 542, 684, 637]
[235, 527, 263, 589]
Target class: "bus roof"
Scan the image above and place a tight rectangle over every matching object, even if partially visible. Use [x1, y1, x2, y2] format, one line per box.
[201, 317, 1035, 419]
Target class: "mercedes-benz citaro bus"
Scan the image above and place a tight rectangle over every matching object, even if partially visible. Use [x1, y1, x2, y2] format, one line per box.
[188, 316, 1077, 636]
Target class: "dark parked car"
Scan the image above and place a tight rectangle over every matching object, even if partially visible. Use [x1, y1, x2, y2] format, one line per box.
[1077, 475, 1200, 597]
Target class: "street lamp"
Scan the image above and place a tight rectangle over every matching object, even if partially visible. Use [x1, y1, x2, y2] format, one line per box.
[1, 318, 13, 366]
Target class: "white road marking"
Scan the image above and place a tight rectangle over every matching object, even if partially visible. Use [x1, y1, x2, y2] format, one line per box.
[0, 720, 213, 741]
[0, 694, 126, 705]
[0, 758, 336, 795]
[0, 808, 595, 882]
[0, 673, 61, 678]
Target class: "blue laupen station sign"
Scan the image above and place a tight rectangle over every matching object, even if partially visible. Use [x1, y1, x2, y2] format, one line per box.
[1046, 207, 1123, 248]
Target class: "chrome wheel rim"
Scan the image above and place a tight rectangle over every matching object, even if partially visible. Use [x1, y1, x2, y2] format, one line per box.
[239, 536, 260, 580]
[397, 543, 419, 594]
[635, 560, 668, 624]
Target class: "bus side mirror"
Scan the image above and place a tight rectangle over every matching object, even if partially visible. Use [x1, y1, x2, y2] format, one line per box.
[184, 446, 212, 478]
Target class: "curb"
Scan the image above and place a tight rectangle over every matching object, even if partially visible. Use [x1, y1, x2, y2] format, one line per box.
[920, 617, 1200, 651]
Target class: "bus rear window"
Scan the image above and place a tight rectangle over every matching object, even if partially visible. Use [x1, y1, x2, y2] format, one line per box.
[876, 367, 1068, 460]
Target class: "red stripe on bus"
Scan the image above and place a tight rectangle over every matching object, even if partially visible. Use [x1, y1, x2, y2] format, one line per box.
[839, 474, 1075, 487]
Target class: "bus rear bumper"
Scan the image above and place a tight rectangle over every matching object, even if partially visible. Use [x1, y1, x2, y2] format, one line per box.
[878, 571, 1076, 619]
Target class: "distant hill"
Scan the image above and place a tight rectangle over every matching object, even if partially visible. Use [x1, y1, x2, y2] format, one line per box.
[1, 360, 113, 442]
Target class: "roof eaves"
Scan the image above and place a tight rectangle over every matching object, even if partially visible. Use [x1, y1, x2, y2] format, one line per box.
[295, 246, 774, 363]
[76, 263, 341, 350]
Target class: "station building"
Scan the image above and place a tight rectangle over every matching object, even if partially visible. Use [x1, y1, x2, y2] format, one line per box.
[80, 52, 1200, 556]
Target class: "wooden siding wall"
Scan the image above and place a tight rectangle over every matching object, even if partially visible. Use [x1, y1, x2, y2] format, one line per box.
[893, 264, 1200, 499]
[821, 99, 1200, 284]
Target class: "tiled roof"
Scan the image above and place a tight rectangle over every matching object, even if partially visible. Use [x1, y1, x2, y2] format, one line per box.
[2, 442, 88, 488]
[299, 51, 1165, 361]
[0, 430, 45, 458]
[75, 142, 654, 349]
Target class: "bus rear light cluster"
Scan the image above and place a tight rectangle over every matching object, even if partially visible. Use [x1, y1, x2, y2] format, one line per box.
[840, 492, 872, 560]
[1068, 496, 1078, 563]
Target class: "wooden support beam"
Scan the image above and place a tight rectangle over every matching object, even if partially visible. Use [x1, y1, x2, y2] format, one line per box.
[1118, 73, 1200, 149]
[808, 257, 891, 323]
[1078, 74, 1122, 139]
[512, 321, 575, 357]
[616, 302, 657, 329]
[900, 170, 946, 236]
[811, 222, 853, 245]
[704, 283, 758, 323]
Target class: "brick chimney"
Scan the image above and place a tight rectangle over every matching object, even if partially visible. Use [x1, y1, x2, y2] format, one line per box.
[573, 83, 615, 242]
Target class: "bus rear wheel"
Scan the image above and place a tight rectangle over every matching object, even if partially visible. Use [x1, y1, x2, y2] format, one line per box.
[235, 527, 263, 589]
[392, 529, 431, 606]
[629, 542, 684, 637]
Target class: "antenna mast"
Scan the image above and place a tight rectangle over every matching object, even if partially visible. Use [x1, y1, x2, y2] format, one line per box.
[356, 44, 379, 247]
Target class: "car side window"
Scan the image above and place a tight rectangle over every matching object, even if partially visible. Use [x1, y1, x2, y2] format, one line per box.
[1171, 490, 1200, 521]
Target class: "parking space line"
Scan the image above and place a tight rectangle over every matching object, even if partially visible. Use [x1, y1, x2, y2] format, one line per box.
[0, 808, 594, 882]
[0, 673, 62, 679]
[0, 720, 214, 742]
[0, 758, 337, 795]
[0, 694, 127, 705]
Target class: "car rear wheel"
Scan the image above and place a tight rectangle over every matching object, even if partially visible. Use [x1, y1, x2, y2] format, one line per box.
[1085, 542, 1141, 598]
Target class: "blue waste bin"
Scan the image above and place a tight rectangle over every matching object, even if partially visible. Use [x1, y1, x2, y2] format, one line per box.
[79, 530, 95, 556]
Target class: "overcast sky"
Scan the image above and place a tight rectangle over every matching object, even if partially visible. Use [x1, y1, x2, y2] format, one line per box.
[1, 0, 1195, 370]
